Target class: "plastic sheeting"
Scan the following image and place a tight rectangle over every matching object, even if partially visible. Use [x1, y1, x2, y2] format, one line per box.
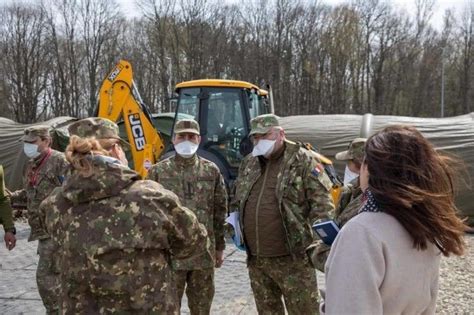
[0, 113, 186, 191]
[280, 113, 474, 225]
[1, 113, 472, 224]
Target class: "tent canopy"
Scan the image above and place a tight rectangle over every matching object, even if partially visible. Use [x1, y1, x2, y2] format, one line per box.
[0, 112, 191, 190]
[280, 113, 474, 225]
[0, 116, 77, 191]
[1, 112, 472, 225]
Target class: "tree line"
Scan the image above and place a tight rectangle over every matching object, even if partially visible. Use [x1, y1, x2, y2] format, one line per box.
[0, 0, 473, 123]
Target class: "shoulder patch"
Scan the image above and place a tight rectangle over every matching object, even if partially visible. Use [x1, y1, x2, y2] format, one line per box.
[311, 163, 325, 177]
[318, 172, 333, 192]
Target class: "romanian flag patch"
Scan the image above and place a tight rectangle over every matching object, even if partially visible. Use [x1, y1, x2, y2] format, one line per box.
[311, 163, 324, 177]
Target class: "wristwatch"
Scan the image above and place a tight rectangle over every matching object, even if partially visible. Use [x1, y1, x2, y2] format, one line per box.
[5, 227, 16, 235]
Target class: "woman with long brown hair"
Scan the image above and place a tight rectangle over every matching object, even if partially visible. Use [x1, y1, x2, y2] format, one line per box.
[323, 125, 467, 314]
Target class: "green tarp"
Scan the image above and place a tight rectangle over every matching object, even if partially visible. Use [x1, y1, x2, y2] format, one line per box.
[0, 116, 77, 191]
[0, 113, 187, 191]
[1, 112, 473, 225]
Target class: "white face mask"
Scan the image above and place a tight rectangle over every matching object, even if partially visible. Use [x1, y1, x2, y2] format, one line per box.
[343, 165, 359, 185]
[175, 141, 199, 158]
[24, 143, 40, 159]
[252, 139, 276, 158]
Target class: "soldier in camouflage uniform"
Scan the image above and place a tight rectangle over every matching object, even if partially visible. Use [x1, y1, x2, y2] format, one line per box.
[147, 119, 227, 315]
[39, 117, 208, 314]
[0, 165, 16, 250]
[230, 114, 335, 314]
[10, 125, 68, 314]
[311, 138, 367, 272]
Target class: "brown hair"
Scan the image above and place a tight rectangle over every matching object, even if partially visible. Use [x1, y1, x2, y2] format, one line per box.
[66, 135, 119, 176]
[365, 125, 466, 256]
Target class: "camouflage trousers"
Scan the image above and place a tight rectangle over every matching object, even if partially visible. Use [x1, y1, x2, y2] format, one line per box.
[248, 254, 319, 315]
[175, 268, 215, 315]
[309, 241, 331, 273]
[36, 238, 60, 314]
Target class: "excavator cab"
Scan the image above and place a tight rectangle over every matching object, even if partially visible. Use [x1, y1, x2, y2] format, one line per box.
[173, 80, 272, 185]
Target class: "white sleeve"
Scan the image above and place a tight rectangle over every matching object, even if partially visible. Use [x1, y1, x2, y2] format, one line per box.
[324, 220, 385, 315]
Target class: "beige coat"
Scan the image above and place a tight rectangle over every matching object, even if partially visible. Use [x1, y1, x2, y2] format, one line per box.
[323, 211, 440, 315]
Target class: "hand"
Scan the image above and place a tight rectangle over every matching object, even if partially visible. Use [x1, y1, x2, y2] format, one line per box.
[4, 232, 16, 250]
[215, 250, 224, 268]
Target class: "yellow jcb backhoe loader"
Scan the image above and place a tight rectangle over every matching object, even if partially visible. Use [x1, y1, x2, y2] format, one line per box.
[97, 60, 165, 177]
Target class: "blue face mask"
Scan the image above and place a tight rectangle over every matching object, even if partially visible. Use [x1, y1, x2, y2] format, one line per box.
[23, 143, 40, 159]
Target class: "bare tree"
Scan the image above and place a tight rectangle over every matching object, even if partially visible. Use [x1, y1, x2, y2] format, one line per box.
[456, 2, 474, 114]
[0, 3, 50, 123]
[2, 0, 474, 122]
[139, 0, 177, 112]
[79, 0, 122, 116]
[45, 0, 84, 118]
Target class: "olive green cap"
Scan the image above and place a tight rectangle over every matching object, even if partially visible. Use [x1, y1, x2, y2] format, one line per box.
[335, 138, 367, 162]
[68, 117, 129, 147]
[249, 114, 280, 136]
[20, 125, 51, 142]
[174, 119, 200, 135]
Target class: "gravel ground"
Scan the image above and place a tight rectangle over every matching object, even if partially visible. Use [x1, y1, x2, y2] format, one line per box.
[436, 234, 473, 313]
[1, 221, 472, 313]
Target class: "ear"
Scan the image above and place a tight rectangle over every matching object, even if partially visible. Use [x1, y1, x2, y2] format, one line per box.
[110, 143, 120, 158]
[279, 129, 286, 141]
[45, 137, 52, 147]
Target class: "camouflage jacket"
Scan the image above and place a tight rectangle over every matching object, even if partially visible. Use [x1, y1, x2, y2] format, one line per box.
[311, 177, 363, 272]
[147, 154, 227, 270]
[0, 166, 14, 231]
[334, 177, 363, 226]
[40, 157, 208, 314]
[231, 140, 335, 258]
[10, 149, 68, 241]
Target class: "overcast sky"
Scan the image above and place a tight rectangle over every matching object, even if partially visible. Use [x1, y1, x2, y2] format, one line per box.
[116, 0, 471, 30]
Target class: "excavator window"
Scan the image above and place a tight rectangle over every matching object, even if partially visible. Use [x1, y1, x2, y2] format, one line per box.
[248, 90, 260, 119]
[177, 88, 200, 120]
[204, 89, 246, 168]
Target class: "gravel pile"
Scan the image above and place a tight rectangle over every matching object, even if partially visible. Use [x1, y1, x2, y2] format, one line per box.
[436, 234, 473, 313]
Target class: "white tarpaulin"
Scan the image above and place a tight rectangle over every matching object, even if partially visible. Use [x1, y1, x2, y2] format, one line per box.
[280, 113, 474, 225]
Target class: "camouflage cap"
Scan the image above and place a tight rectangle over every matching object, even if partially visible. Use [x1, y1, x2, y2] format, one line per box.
[335, 138, 367, 162]
[20, 125, 51, 142]
[174, 119, 200, 135]
[249, 114, 280, 136]
[68, 117, 130, 147]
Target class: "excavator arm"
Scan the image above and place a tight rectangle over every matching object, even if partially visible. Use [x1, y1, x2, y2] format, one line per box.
[97, 60, 164, 177]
